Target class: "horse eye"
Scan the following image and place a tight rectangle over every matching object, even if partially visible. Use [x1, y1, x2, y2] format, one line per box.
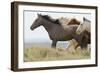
[35, 19, 38, 22]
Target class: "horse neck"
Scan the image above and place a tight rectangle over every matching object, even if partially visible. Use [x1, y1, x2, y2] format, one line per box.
[41, 18, 56, 31]
[83, 21, 90, 32]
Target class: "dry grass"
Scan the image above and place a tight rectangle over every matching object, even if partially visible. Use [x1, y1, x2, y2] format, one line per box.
[24, 45, 90, 62]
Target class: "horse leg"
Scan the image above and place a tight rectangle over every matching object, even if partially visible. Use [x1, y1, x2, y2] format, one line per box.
[51, 40, 57, 48]
[66, 39, 77, 50]
[74, 44, 79, 50]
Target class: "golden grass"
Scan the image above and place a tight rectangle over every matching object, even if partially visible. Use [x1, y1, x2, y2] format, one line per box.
[24, 45, 90, 62]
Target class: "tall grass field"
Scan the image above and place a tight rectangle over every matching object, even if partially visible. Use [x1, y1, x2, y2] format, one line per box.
[24, 43, 90, 62]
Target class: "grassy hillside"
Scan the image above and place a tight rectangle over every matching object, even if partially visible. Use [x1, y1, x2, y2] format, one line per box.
[24, 46, 90, 62]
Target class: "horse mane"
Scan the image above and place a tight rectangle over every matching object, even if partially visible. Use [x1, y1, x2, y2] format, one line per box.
[42, 15, 61, 25]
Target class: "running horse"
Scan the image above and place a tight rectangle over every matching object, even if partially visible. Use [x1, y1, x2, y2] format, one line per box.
[30, 14, 89, 49]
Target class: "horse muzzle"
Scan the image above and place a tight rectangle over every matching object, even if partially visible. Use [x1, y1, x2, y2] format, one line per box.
[30, 26, 34, 30]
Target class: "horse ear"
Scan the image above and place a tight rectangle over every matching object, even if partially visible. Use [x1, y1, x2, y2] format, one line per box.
[83, 17, 85, 21]
[37, 13, 39, 16]
[37, 13, 42, 17]
[37, 13, 41, 17]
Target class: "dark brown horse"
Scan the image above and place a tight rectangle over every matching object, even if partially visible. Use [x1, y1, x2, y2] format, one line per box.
[30, 14, 90, 49]
[74, 30, 90, 49]
[67, 18, 80, 25]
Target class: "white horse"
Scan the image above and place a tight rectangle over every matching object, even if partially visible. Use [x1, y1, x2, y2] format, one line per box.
[76, 17, 91, 34]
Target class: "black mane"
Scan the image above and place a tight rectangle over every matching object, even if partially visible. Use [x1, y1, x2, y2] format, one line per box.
[42, 15, 61, 25]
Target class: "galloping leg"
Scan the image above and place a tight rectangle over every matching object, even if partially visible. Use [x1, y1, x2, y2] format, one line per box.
[51, 40, 57, 48]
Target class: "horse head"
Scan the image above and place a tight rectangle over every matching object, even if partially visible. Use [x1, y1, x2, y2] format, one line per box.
[30, 13, 43, 30]
[76, 17, 91, 34]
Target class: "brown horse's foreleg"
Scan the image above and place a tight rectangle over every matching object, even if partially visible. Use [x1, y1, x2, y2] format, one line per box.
[51, 40, 57, 48]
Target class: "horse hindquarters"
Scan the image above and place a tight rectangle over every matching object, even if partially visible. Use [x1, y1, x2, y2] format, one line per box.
[79, 31, 90, 49]
[72, 31, 90, 49]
